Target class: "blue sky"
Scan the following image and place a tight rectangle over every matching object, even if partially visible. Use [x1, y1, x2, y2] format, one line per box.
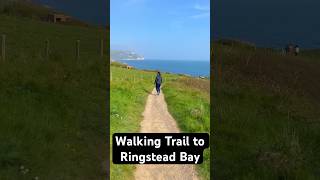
[214, 0, 320, 48]
[111, 0, 210, 61]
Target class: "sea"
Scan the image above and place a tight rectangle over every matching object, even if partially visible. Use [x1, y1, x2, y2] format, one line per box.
[119, 60, 210, 77]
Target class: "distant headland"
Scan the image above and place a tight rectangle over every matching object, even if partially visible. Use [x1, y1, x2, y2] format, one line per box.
[111, 50, 144, 61]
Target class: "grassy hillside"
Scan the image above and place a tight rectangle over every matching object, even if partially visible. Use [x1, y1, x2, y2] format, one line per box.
[300, 49, 320, 60]
[0, 0, 89, 27]
[110, 64, 155, 180]
[0, 14, 108, 180]
[0, 0, 52, 20]
[110, 64, 210, 179]
[163, 77, 210, 179]
[212, 41, 320, 179]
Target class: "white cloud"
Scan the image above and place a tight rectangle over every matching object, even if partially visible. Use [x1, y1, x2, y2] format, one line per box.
[190, 12, 210, 19]
[191, 3, 210, 19]
[194, 4, 210, 11]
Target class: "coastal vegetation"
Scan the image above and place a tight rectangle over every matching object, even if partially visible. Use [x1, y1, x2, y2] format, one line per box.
[0, 6, 108, 179]
[163, 76, 210, 179]
[110, 64, 154, 180]
[212, 40, 320, 179]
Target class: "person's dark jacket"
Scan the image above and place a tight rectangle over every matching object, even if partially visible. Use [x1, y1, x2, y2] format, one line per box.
[155, 74, 162, 85]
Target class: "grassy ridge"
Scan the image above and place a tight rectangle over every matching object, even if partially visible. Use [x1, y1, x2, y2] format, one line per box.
[0, 0, 89, 27]
[212, 41, 320, 179]
[0, 15, 108, 179]
[0, 0, 52, 21]
[163, 77, 210, 179]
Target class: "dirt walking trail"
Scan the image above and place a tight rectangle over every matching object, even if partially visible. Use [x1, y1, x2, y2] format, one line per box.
[134, 88, 199, 180]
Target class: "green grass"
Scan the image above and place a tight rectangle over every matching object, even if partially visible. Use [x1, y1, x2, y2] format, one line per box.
[163, 77, 210, 180]
[110, 65, 154, 180]
[0, 14, 108, 179]
[212, 41, 320, 179]
[0, 0, 52, 21]
[110, 64, 210, 180]
[0, 0, 90, 27]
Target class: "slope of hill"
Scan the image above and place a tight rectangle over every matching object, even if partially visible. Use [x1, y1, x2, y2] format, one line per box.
[0, 12, 108, 180]
[111, 50, 144, 60]
[0, 0, 89, 27]
[212, 41, 320, 179]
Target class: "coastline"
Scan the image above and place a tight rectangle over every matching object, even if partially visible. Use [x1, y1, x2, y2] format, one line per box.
[118, 59, 210, 78]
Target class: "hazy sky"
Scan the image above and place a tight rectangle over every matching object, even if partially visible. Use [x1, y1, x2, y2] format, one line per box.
[213, 0, 320, 48]
[34, 0, 107, 26]
[111, 0, 210, 61]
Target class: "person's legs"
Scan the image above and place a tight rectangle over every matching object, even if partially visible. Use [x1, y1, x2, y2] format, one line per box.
[156, 84, 160, 95]
[158, 84, 161, 94]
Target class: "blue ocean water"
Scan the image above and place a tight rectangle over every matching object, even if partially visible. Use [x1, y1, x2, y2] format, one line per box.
[120, 60, 210, 77]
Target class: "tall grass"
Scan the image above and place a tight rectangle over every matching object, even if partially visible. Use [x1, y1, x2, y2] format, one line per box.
[163, 77, 210, 180]
[0, 0, 90, 27]
[212, 41, 320, 179]
[0, 14, 108, 179]
[110, 65, 154, 180]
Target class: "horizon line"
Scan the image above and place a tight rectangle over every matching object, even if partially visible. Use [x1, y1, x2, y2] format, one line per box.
[127, 58, 210, 62]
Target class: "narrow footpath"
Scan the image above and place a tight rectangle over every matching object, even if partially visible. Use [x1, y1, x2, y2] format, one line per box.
[134, 88, 199, 180]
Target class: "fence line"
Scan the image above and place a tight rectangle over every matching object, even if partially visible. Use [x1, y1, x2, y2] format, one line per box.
[45, 39, 50, 59]
[1, 34, 5, 61]
[76, 40, 80, 60]
[100, 39, 104, 57]
[0, 34, 106, 61]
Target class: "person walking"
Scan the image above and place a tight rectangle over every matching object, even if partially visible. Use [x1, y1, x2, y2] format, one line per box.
[154, 71, 162, 95]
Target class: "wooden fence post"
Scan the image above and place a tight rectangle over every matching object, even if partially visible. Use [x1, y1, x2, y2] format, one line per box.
[2, 34, 6, 61]
[100, 39, 104, 57]
[76, 40, 80, 60]
[45, 39, 49, 59]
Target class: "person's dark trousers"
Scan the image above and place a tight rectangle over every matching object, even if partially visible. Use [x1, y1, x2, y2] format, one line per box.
[156, 83, 161, 95]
